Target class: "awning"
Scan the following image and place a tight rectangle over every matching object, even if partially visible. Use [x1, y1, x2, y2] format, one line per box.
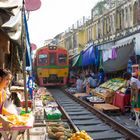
[72, 54, 82, 67]
[98, 38, 134, 50]
[0, 0, 22, 8]
[24, 11, 32, 71]
[82, 44, 95, 66]
[113, 38, 134, 49]
[2, 8, 21, 28]
[103, 43, 135, 72]
[1, 5, 22, 42]
[95, 47, 100, 66]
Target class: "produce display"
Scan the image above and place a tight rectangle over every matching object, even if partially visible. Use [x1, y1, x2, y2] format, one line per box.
[6, 114, 29, 126]
[44, 107, 62, 120]
[34, 87, 95, 140]
[34, 107, 44, 120]
[47, 121, 73, 140]
[42, 95, 55, 106]
[0, 113, 33, 129]
[86, 96, 104, 103]
[93, 87, 112, 95]
[92, 78, 126, 104]
[46, 101, 58, 108]
[42, 95, 55, 102]
[68, 130, 93, 140]
[119, 87, 127, 93]
[34, 98, 44, 120]
[100, 78, 125, 91]
[92, 86, 114, 103]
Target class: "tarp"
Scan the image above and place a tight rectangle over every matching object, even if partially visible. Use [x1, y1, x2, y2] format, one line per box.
[103, 44, 135, 72]
[95, 47, 100, 66]
[72, 54, 80, 67]
[1, 3, 22, 41]
[82, 44, 95, 66]
[2, 8, 21, 28]
[23, 11, 32, 71]
[72, 54, 82, 67]
[0, 0, 22, 8]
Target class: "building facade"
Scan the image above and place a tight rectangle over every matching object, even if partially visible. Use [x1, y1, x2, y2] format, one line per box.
[55, 0, 140, 64]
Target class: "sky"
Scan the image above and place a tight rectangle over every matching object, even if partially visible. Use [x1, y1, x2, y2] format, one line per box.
[28, 0, 99, 49]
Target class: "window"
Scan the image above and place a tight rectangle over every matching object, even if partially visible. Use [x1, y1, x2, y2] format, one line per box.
[58, 54, 67, 64]
[38, 54, 47, 64]
[50, 53, 56, 65]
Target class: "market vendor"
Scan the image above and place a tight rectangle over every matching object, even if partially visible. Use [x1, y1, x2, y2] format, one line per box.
[123, 72, 140, 119]
[123, 72, 131, 94]
[0, 68, 14, 130]
[76, 75, 84, 93]
[130, 73, 140, 108]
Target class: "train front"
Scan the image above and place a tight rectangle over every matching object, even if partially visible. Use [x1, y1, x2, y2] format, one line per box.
[36, 45, 69, 86]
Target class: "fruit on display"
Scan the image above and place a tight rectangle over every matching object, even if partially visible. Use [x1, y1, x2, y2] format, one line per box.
[100, 78, 125, 91]
[42, 95, 55, 102]
[68, 130, 93, 140]
[47, 121, 73, 140]
[6, 114, 29, 126]
[44, 107, 62, 120]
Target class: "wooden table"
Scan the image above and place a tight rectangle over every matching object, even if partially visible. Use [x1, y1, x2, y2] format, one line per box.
[74, 93, 88, 98]
[94, 103, 120, 113]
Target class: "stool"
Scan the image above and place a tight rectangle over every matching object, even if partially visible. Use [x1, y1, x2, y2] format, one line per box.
[134, 108, 140, 127]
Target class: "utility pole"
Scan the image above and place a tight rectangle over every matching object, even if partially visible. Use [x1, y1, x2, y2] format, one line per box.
[21, 0, 30, 139]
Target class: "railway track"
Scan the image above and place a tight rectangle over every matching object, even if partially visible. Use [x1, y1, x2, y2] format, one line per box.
[48, 88, 140, 140]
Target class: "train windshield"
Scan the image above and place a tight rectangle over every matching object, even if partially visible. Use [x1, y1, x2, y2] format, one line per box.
[38, 54, 48, 64]
[50, 53, 56, 65]
[58, 54, 67, 64]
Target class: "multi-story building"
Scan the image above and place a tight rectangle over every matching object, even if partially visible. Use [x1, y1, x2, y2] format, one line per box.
[56, 0, 140, 72]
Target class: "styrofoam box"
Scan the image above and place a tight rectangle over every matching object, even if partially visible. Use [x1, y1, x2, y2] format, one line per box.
[29, 127, 46, 140]
[29, 127, 45, 135]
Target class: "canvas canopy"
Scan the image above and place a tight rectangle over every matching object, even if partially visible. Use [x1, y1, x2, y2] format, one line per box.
[72, 54, 82, 67]
[103, 43, 134, 72]
[82, 45, 95, 66]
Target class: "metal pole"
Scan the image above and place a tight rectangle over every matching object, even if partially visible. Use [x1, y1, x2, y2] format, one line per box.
[21, 0, 28, 113]
[21, 1, 30, 139]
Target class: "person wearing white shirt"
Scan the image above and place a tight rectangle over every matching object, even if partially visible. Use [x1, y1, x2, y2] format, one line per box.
[76, 76, 83, 93]
[130, 76, 140, 108]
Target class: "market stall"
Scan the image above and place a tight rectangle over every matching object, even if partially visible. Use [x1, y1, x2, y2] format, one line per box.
[91, 78, 130, 112]
[0, 113, 34, 140]
[91, 78, 125, 102]
[33, 87, 75, 139]
[0, 85, 34, 140]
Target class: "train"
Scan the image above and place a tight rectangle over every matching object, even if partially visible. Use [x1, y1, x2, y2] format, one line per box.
[33, 45, 69, 86]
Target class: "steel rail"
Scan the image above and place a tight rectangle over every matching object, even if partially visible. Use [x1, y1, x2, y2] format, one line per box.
[62, 89, 140, 140]
[57, 101, 80, 132]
